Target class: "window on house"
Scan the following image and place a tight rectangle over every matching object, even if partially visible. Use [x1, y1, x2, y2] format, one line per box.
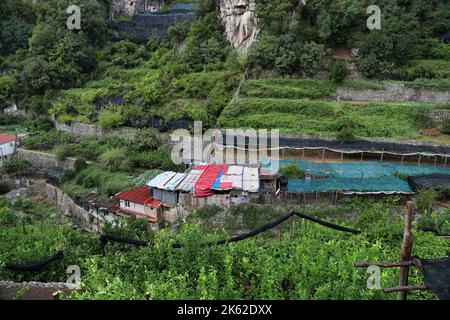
[125, 200, 130, 207]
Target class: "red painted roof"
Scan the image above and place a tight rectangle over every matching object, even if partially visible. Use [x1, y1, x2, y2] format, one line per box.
[116, 186, 153, 205]
[0, 132, 16, 145]
[194, 165, 227, 197]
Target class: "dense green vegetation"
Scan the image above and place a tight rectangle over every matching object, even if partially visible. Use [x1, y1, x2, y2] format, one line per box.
[219, 98, 439, 139]
[0, 0, 449, 301]
[0, 196, 448, 299]
[1, 0, 448, 135]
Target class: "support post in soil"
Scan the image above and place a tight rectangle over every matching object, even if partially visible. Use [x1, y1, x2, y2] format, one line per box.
[398, 201, 414, 300]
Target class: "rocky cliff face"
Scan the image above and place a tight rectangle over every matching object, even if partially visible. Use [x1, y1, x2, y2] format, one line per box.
[218, 0, 259, 55]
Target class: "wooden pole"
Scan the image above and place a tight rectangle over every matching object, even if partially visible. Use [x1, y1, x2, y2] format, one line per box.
[398, 201, 414, 300]
[384, 285, 428, 293]
[354, 261, 414, 268]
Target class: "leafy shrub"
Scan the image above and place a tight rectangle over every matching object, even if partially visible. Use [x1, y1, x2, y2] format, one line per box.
[415, 189, 439, 213]
[240, 78, 335, 99]
[280, 163, 305, 179]
[336, 127, 356, 143]
[73, 165, 132, 197]
[441, 122, 450, 135]
[418, 210, 450, 235]
[54, 144, 71, 161]
[329, 60, 349, 83]
[74, 157, 88, 172]
[132, 145, 184, 171]
[193, 205, 223, 219]
[333, 117, 362, 143]
[133, 128, 161, 152]
[22, 130, 70, 150]
[98, 110, 126, 129]
[0, 113, 24, 126]
[100, 148, 132, 172]
[24, 116, 54, 132]
[2, 159, 29, 174]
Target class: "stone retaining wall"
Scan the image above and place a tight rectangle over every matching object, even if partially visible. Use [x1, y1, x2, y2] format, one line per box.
[15, 148, 74, 170]
[54, 119, 136, 140]
[336, 82, 450, 105]
[1, 176, 101, 233]
[425, 109, 450, 126]
[52, 117, 175, 145]
[24, 179, 103, 233]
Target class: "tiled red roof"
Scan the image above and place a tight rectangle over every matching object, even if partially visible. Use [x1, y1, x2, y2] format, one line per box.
[0, 132, 16, 145]
[115, 186, 153, 205]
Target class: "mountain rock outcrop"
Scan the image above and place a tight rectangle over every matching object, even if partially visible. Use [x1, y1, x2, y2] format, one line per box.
[218, 0, 259, 55]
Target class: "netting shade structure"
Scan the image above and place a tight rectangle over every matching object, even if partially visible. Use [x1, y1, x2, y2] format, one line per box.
[288, 176, 414, 193]
[279, 160, 450, 193]
[408, 174, 450, 191]
[279, 160, 450, 179]
[419, 257, 450, 300]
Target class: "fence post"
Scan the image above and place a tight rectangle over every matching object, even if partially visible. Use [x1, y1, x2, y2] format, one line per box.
[398, 201, 414, 300]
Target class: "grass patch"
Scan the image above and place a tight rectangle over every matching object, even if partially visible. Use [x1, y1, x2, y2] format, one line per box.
[219, 98, 437, 139]
[241, 78, 336, 99]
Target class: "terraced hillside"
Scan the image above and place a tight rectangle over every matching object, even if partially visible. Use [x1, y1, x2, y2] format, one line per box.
[219, 77, 450, 143]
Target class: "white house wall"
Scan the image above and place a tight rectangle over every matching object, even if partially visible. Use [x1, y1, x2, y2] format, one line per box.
[0, 141, 16, 159]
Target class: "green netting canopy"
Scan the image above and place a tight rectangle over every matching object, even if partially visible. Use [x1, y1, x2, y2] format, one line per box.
[280, 160, 450, 193]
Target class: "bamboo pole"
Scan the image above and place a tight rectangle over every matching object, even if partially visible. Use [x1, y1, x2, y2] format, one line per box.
[398, 201, 414, 300]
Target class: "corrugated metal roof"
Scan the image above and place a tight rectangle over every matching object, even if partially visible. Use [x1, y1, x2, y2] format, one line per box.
[243, 167, 259, 192]
[115, 187, 152, 204]
[147, 172, 177, 189]
[212, 165, 243, 191]
[194, 165, 226, 197]
[176, 169, 204, 192]
[0, 132, 16, 145]
[164, 172, 187, 191]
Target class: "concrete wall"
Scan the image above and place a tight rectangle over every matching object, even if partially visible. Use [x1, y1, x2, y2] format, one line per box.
[336, 82, 450, 105]
[119, 199, 146, 215]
